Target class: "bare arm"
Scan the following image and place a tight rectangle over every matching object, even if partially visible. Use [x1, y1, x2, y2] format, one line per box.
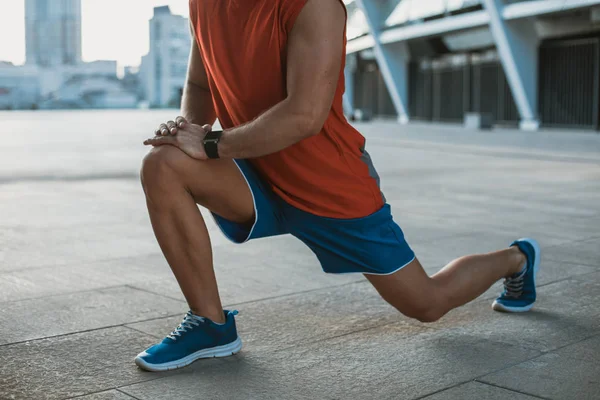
[144, 0, 346, 160]
[217, 0, 346, 159]
[182, 22, 216, 126]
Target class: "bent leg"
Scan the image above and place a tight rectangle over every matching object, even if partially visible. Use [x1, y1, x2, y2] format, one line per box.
[141, 145, 254, 323]
[366, 247, 525, 323]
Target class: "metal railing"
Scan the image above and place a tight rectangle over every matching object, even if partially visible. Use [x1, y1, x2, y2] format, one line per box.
[539, 37, 600, 129]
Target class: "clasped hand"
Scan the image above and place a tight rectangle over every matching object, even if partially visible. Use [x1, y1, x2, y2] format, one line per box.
[144, 116, 212, 161]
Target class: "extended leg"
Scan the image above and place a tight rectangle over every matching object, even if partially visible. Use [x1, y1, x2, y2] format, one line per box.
[366, 247, 526, 322]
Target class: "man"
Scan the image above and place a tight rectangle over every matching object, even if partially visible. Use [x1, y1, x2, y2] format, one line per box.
[135, 0, 541, 372]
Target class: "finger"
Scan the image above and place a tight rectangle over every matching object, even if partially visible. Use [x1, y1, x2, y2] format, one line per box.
[144, 137, 168, 146]
[202, 124, 212, 133]
[158, 123, 169, 136]
[144, 135, 175, 146]
[176, 116, 187, 128]
[166, 120, 177, 135]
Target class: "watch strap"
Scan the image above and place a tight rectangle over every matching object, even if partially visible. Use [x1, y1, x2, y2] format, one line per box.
[203, 130, 223, 159]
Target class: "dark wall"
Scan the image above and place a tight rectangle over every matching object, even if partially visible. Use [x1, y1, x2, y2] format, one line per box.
[353, 54, 397, 118]
[410, 34, 600, 130]
[539, 37, 600, 129]
[409, 54, 519, 126]
[353, 33, 600, 130]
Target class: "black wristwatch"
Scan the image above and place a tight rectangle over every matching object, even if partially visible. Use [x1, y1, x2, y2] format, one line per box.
[203, 130, 223, 159]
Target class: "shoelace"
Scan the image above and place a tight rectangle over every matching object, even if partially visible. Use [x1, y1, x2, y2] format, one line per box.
[167, 311, 203, 340]
[503, 268, 527, 298]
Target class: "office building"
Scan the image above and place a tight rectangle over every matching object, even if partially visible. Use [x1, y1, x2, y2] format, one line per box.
[25, 0, 82, 67]
[141, 6, 190, 108]
[3, 0, 137, 109]
[0, 62, 40, 110]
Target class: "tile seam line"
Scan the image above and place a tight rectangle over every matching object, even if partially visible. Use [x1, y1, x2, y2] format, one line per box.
[2, 225, 595, 275]
[111, 322, 567, 398]
[0, 280, 368, 347]
[0, 276, 589, 347]
[0, 322, 160, 349]
[116, 388, 144, 400]
[112, 323, 437, 394]
[126, 278, 366, 310]
[475, 331, 600, 384]
[63, 387, 140, 400]
[473, 380, 553, 400]
[411, 379, 547, 400]
[0, 252, 164, 275]
[0, 284, 137, 306]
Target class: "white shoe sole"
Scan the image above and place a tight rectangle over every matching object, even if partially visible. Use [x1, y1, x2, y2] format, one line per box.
[135, 337, 243, 372]
[492, 238, 541, 313]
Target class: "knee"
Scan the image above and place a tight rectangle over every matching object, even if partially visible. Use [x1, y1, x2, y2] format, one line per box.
[405, 305, 444, 324]
[140, 146, 187, 195]
[386, 295, 446, 324]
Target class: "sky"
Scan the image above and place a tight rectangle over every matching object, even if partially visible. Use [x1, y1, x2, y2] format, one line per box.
[0, 0, 190, 67]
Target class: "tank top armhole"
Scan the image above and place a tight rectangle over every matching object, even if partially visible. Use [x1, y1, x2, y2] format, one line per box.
[283, 0, 348, 35]
[281, 0, 309, 34]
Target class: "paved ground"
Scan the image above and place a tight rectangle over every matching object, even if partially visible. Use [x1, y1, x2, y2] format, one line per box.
[1, 110, 599, 400]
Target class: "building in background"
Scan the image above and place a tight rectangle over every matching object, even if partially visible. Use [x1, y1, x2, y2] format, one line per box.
[0, 0, 138, 110]
[38, 60, 138, 109]
[25, 0, 82, 67]
[140, 6, 190, 108]
[34, 60, 119, 99]
[45, 73, 138, 109]
[344, 0, 600, 130]
[4, 0, 600, 124]
[122, 66, 142, 97]
[0, 62, 40, 110]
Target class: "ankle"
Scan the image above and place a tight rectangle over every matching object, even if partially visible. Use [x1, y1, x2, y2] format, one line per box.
[509, 246, 527, 276]
[191, 308, 226, 324]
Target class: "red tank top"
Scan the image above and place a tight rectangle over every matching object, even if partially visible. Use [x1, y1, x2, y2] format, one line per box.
[190, 0, 384, 218]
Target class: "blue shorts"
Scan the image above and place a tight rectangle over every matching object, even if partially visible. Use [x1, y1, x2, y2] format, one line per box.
[212, 160, 416, 275]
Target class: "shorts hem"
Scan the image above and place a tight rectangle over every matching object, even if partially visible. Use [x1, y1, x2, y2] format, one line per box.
[323, 255, 416, 276]
[210, 160, 258, 244]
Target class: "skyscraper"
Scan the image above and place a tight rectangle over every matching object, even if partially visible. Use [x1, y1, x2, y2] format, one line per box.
[25, 0, 82, 67]
[141, 6, 190, 107]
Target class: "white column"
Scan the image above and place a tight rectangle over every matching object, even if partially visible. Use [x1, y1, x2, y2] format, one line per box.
[482, 0, 540, 130]
[354, 0, 410, 123]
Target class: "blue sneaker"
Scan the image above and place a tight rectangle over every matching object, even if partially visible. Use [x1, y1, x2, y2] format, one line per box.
[492, 238, 541, 313]
[135, 310, 242, 372]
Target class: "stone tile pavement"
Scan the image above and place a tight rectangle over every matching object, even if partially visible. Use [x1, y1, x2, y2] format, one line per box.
[0, 111, 599, 399]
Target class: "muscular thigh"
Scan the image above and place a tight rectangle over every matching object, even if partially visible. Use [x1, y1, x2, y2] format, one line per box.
[365, 258, 439, 314]
[146, 145, 254, 224]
